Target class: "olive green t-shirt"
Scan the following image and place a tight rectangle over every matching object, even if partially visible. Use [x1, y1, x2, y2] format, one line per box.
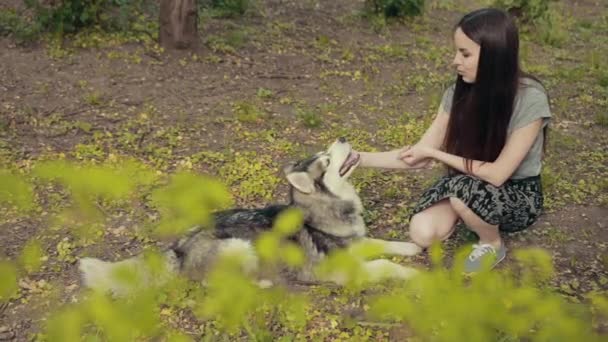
[439, 78, 552, 179]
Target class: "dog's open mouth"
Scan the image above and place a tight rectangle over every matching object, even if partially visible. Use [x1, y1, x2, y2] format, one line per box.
[339, 151, 360, 177]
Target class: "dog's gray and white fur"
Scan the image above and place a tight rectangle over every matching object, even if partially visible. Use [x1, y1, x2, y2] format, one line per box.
[79, 139, 422, 294]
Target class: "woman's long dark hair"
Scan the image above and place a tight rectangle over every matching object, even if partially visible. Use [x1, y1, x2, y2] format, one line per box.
[443, 8, 543, 174]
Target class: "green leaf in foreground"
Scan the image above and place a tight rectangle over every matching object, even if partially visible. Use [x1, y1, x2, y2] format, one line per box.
[0, 261, 18, 301]
[151, 172, 233, 236]
[0, 169, 35, 212]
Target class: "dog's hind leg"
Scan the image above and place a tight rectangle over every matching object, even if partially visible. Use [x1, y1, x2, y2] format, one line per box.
[78, 249, 180, 296]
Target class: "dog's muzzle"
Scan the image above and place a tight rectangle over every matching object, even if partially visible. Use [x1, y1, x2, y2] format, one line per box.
[339, 151, 360, 177]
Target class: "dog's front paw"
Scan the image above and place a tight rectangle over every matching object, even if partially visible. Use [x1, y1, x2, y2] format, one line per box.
[257, 279, 274, 289]
[385, 241, 423, 256]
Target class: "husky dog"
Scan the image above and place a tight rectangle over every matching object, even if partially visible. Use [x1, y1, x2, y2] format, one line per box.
[79, 138, 422, 293]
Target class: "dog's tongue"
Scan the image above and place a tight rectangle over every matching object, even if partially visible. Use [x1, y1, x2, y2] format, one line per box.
[340, 151, 360, 176]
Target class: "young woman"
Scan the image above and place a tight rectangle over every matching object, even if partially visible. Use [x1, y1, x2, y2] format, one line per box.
[358, 8, 552, 273]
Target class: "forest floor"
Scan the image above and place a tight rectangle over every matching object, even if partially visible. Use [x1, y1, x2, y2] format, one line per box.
[1, 0, 607, 340]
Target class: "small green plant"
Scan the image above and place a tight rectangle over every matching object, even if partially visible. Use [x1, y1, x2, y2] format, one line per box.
[428, 0, 454, 10]
[233, 101, 266, 123]
[73, 143, 106, 161]
[83, 91, 103, 106]
[206, 34, 237, 53]
[295, 106, 322, 128]
[365, 0, 425, 18]
[374, 43, 409, 60]
[256, 87, 274, 99]
[56, 237, 76, 263]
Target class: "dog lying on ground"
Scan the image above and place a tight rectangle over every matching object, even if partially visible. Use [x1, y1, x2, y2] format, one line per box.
[79, 138, 421, 294]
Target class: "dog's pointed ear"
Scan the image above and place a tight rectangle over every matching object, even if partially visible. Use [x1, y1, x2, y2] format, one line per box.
[283, 162, 296, 174]
[286, 172, 314, 194]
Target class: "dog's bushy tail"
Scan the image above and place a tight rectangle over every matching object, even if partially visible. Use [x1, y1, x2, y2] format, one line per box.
[78, 249, 180, 296]
[78, 238, 259, 295]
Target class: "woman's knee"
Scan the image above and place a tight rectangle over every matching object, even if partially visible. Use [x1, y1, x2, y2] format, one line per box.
[408, 214, 436, 248]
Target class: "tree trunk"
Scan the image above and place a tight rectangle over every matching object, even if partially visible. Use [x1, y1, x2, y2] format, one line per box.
[159, 0, 199, 50]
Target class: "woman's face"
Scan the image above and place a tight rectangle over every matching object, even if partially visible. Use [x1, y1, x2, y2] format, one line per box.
[452, 27, 480, 83]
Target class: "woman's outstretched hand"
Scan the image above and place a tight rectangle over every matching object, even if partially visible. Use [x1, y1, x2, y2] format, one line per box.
[398, 145, 434, 168]
[354, 147, 433, 170]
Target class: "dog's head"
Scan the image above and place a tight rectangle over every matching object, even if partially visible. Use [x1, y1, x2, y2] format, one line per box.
[284, 138, 365, 237]
[283, 138, 361, 198]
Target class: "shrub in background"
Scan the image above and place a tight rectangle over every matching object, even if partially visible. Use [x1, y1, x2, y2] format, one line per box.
[198, 0, 252, 18]
[494, 0, 566, 47]
[0, 8, 42, 43]
[365, 0, 425, 18]
[493, 0, 558, 22]
[24, 0, 112, 34]
[23, 0, 156, 35]
[535, 7, 568, 47]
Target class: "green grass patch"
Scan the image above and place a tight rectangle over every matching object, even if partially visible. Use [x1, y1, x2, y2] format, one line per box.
[219, 151, 281, 201]
[296, 106, 323, 128]
[233, 101, 267, 123]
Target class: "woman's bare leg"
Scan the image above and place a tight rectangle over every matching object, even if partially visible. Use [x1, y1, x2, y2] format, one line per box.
[409, 199, 459, 248]
[448, 197, 502, 248]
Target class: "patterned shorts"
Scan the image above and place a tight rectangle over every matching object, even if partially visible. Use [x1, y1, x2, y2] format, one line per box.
[411, 173, 544, 232]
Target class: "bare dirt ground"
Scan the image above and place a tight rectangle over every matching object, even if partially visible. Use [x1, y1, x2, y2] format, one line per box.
[1, 0, 607, 340]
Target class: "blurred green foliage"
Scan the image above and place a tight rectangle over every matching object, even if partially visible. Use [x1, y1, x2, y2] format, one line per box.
[151, 172, 232, 236]
[1, 136, 606, 341]
[0, 169, 35, 212]
[369, 247, 603, 341]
